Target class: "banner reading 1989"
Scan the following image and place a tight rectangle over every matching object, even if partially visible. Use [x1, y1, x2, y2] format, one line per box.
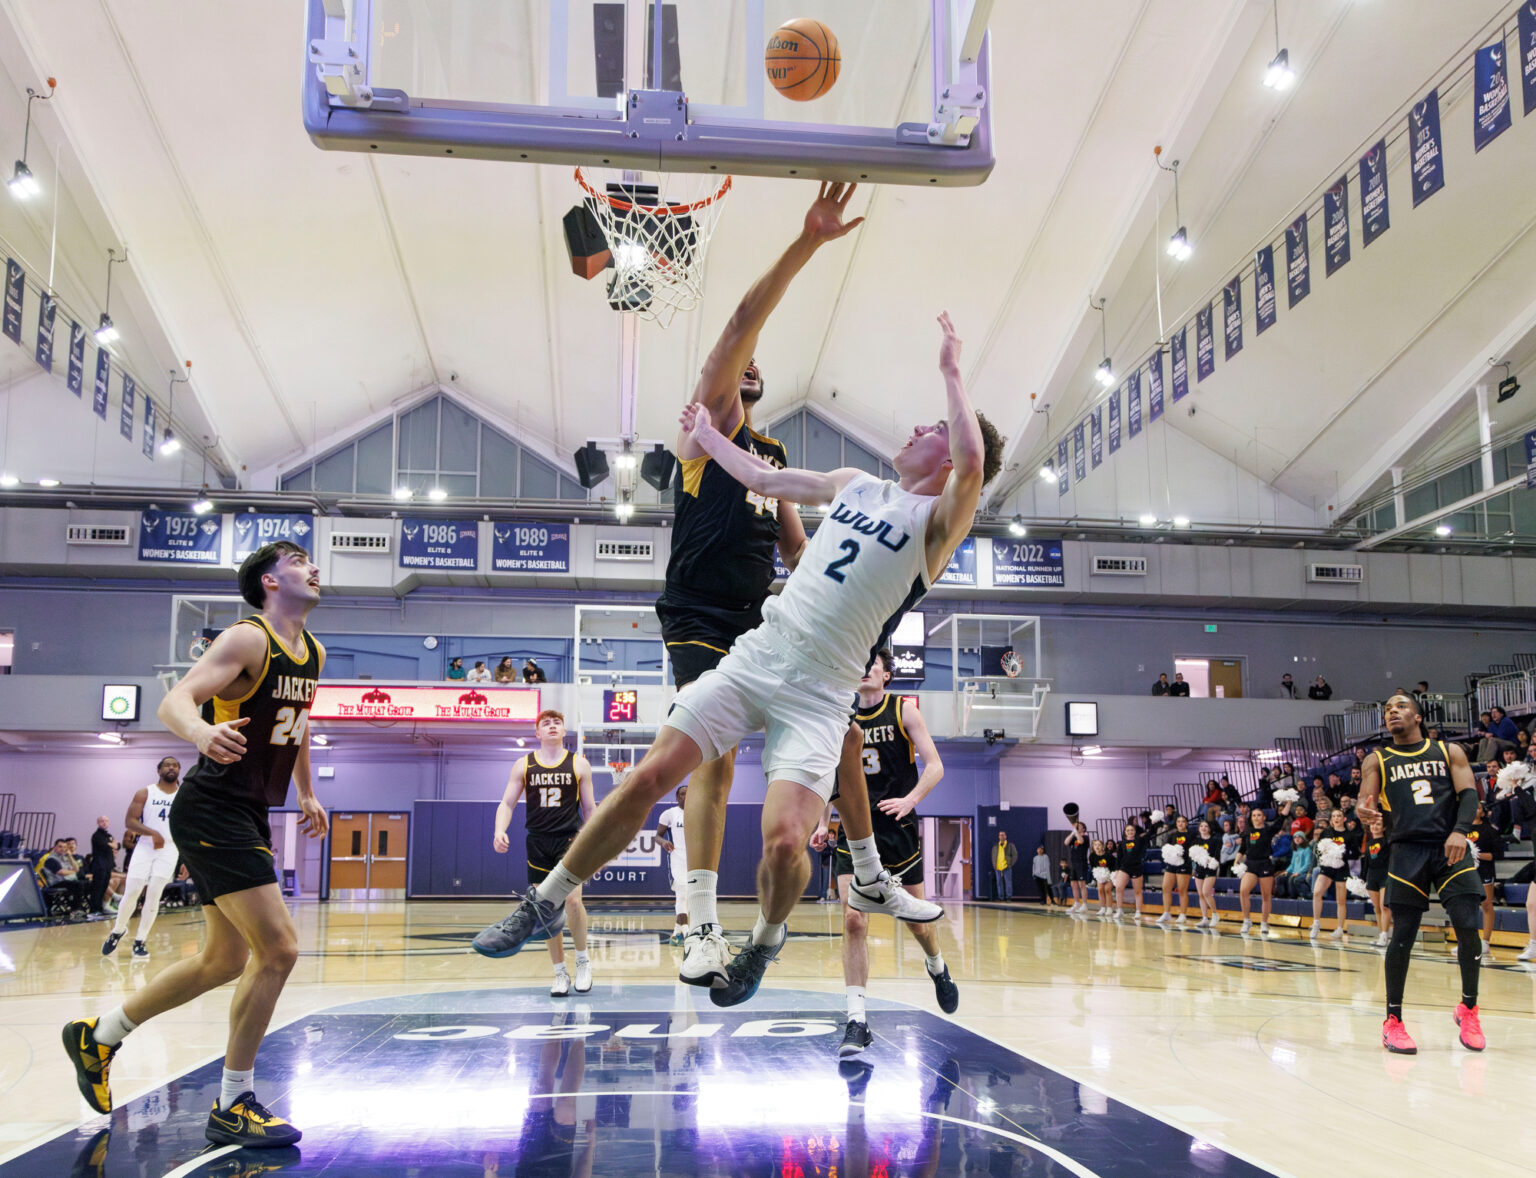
[492, 522, 571, 573]
[399, 519, 478, 570]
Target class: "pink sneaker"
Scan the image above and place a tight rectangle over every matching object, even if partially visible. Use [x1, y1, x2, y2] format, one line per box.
[1454, 1003, 1485, 1052]
[1381, 1015, 1417, 1055]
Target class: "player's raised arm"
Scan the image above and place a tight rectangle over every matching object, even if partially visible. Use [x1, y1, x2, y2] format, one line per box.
[923, 313, 990, 583]
[494, 756, 531, 853]
[157, 623, 269, 764]
[776, 498, 809, 571]
[681, 402, 858, 506]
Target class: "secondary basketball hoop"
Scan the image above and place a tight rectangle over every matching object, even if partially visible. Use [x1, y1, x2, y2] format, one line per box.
[574, 166, 732, 326]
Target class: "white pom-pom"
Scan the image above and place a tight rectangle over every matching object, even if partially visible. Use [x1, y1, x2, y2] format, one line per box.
[1092, 865, 1111, 885]
[1273, 787, 1299, 805]
[1149, 809, 1165, 825]
[1495, 761, 1535, 800]
[1316, 837, 1345, 868]
[1189, 845, 1214, 869]
[1346, 876, 1369, 899]
[1161, 843, 1186, 866]
[1231, 861, 1249, 879]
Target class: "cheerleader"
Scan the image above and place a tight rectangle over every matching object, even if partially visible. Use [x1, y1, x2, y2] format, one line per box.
[1237, 804, 1289, 937]
[1065, 822, 1091, 913]
[1156, 815, 1193, 925]
[1361, 814, 1392, 948]
[1467, 800, 1501, 960]
[1309, 809, 1351, 941]
[1089, 839, 1117, 917]
[1113, 822, 1148, 920]
[1189, 818, 1221, 928]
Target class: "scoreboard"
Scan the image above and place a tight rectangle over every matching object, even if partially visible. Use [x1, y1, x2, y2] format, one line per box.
[602, 688, 639, 723]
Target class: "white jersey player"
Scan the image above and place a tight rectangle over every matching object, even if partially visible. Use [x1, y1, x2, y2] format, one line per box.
[103, 757, 182, 961]
[655, 786, 690, 943]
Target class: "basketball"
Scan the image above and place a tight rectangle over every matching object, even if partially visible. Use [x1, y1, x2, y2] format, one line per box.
[765, 18, 841, 101]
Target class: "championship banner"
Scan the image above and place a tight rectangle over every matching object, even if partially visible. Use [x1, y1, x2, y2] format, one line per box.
[1127, 367, 1142, 438]
[92, 349, 110, 419]
[1148, 348, 1165, 419]
[35, 293, 56, 371]
[1072, 422, 1086, 482]
[143, 397, 157, 459]
[1170, 328, 1189, 402]
[1056, 437, 1070, 495]
[1410, 90, 1445, 207]
[2, 258, 22, 345]
[1089, 406, 1103, 469]
[138, 510, 222, 565]
[1526, 429, 1536, 489]
[1473, 40, 1512, 151]
[1521, 4, 1536, 117]
[310, 683, 541, 723]
[1222, 277, 1242, 360]
[232, 513, 314, 562]
[1195, 304, 1215, 382]
[992, 538, 1065, 588]
[492, 522, 571, 573]
[1360, 138, 1390, 246]
[67, 321, 85, 396]
[938, 537, 977, 586]
[1286, 215, 1311, 307]
[1254, 246, 1277, 335]
[119, 373, 135, 440]
[1323, 176, 1349, 276]
[399, 519, 478, 570]
[1108, 386, 1122, 453]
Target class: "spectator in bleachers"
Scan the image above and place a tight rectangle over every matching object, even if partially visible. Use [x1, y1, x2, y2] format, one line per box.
[494, 657, 517, 683]
[466, 660, 492, 683]
[1168, 672, 1190, 697]
[1221, 775, 1241, 809]
[1308, 675, 1332, 700]
[1324, 772, 1344, 803]
[1202, 779, 1224, 809]
[1055, 852, 1071, 904]
[1219, 819, 1240, 869]
[1031, 845, 1053, 906]
[523, 658, 547, 684]
[1279, 673, 1298, 700]
[1151, 673, 1170, 696]
[1345, 765, 1363, 797]
[1288, 805, 1314, 839]
[446, 657, 466, 681]
[1476, 706, 1519, 761]
[40, 839, 87, 913]
[1275, 830, 1311, 899]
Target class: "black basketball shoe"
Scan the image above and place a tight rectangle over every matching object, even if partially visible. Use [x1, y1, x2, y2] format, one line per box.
[61, 1019, 119, 1114]
[709, 932, 783, 1007]
[204, 1093, 302, 1148]
[929, 964, 959, 1014]
[100, 932, 123, 957]
[838, 1019, 873, 1058]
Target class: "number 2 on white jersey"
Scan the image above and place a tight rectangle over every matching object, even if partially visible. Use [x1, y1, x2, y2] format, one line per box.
[270, 707, 308, 746]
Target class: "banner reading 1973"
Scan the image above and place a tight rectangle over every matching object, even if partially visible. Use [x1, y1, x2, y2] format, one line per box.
[138, 510, 222, 565]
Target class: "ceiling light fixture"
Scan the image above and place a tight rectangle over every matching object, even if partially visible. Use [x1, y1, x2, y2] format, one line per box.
[1008, 515, 1027, 537]
[191, 495, 214, 515]
[1139, 513, 1158, 526]
[392, 486, 413, 500]
[1080, 745, 1103, 757]
[311, 733, 329, 746]
[614, 492, 634, 523]
[1155, 149, 1193, 260]
[1434, 523, 1452, 537]
[1038, 461, 1058, 484]
[427, 486, 447, 501]
[1091, 298, 1114, 386]
[1172, 515, 1191, 528]
[96, 731, 124, 744]
[7, 80, 53, 201]
[37, 477, 59, 487]
[0, 473, 18, 488]
[95, 247, 128, 345]
[160, 361, 190, 455]
[1262, 4, 1295, 90]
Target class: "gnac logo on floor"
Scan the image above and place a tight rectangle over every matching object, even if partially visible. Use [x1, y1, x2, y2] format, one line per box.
[1173, 954, 1354, 973]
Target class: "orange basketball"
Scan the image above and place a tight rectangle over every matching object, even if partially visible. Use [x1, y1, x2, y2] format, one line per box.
[765, 18, 841, 101]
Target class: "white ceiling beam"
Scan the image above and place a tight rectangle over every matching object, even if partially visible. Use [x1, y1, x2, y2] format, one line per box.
[1353, 474, 1527, 550]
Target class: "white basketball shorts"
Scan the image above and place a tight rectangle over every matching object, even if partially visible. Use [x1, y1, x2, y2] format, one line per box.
[125, 840, 179, 883]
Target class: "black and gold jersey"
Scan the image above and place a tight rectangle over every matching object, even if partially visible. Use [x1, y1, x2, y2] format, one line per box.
[184, 617, 321, 809]
[1375, 739, 1457, 844]
[847, 694, 920, 807]
[524, 749, 582, 835]
[664, 419, 788, 611]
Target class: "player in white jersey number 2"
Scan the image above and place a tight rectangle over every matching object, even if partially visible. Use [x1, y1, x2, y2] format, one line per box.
[103, 756, 183, 961]
[475, 313, 1003, 1006]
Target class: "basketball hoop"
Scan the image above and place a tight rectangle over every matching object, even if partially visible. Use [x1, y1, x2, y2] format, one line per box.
[607, 760, 631, 784]
[574, 167, 732, 327]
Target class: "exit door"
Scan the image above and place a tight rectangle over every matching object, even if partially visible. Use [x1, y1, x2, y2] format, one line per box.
[329, 812, 410, 898]
[922, 817, 973, 901]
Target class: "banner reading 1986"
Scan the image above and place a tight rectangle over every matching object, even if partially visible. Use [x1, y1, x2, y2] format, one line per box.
[399, 520, 478, 570]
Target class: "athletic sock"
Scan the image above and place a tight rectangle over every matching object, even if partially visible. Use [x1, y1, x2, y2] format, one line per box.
[846, 986, 867, 1022]
[93, 1006, 137, 1047]
[553, 962, 569, 976]
[847, 837, 882, 886]
[535, 863, 582, 907]
[220, 1067, 254, 1110]
[1387, 1002, 1403, 1021]
[686, 870, 719, 931]
[574, 951, 590, 966]
[924, 953, 946, 977]
[751, 913, 786, 948]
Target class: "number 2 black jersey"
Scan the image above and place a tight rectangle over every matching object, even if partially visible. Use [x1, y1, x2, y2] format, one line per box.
[848, 694, 919, 806]
[184, 617, 322, 809]
[524, 750, 582, 835]
[1375, 739, 1457, 844]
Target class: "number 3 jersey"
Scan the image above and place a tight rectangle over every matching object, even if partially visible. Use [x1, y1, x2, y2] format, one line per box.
[185, 616, 322, 809]
[762, 474, 938, 687]
[848, 694, 920, 808]
[1374, 738, 1457, 844]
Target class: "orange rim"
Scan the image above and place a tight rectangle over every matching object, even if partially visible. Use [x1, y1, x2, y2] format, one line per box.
[574, 167, 732, 215]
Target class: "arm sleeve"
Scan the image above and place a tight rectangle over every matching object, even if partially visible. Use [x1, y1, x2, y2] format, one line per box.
[1453, 787, 1478, 834]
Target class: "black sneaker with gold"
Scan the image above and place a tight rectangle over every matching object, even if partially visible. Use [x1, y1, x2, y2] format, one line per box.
[61, 1019, 119, 1114]
[205, 1093, 303, 1149]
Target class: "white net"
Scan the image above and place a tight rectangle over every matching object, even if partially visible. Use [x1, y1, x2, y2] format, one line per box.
[575, 167, 732, 326]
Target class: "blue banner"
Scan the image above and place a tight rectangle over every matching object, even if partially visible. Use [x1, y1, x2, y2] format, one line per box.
[992, 538, 1065, 588]
[119, 373, 135, 440]
[143, 397, 157, 459]
[138, 510, 222, 565]
[1360, 138, 1389, 246]
[1255, 245, 1277, 334]
[1223, 277, 1242, 360]
[1323, 176, 1349, 276]
[35, 293, 56, 371]
[1170, 328, 1189, 402]
[1127, 367, 1142, 437]
[67, 321, 85, 396]
[1410, 90, 1445, 206]
[1089, 407, 1103, 469]
[1148, 348, 1165, 418]
[92, 349, 110, 419]
[1195, 304, 1215, 382]
[399, 519, 478, 570]
[1108, 387, 1121, 453]
[938, 537, 977, 586]
[1072, 422, 1086, 482]
[1521, 4, 1536, 117]
[1526, 429, 1536, 490]
[1056, 437, 1070, 495]
[492, 521, 571, 572]
[2, 258, 21, 345]
[1474, 40, 1512, 151]
[232, 513, 315, 562]
[1285, 215, 1310, 307]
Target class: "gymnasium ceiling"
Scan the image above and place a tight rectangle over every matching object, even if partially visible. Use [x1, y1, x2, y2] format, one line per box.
[0, 0, 1532, 519]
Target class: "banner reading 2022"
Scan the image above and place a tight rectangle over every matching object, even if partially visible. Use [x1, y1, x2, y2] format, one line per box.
[399, 520, 478, 570]
[991, 539, 1065, 588]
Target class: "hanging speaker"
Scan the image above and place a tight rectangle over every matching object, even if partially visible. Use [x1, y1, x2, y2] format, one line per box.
[574, 441, 610, 488]
[641, 444, 677, 492]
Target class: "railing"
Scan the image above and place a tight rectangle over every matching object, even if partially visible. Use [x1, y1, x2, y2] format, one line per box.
[12, 811, 55, 855]
[1417, 693, 1470, 731]
[1344, 702, 1384, 742]
[0, 793, 14, 834]
[1478, 671, 1536, 718]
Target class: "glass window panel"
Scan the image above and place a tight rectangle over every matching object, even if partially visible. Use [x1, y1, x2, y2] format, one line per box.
[880, 462, 895, 482]
[1493, 446, 1511, 483]
[559, 475, 587, 501]
[805, 414, 842, 471]
[480, 429, 520, 499]
[439, 398, 480, 472]
[844, 438, 881, 475]
[1448, 510, 1477, 536]
[280, 466, 312, 492]
[399, 471, 434, 495]
[1511, 487, 1536, 536]
[313, 445, 356, 494]
[435, 473, 477, 498]
[1371, 503, 1396, 531]
[1437, 463, 1475, 502]
[355, 423, 394, 495]
[1403, 483, 1438, 521]
[773, 412, 803, 469]
[521, 451, 558, 499]
[397, 399, 439, 472]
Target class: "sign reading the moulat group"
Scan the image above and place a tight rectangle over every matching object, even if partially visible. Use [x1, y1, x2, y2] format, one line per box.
[399, 519, 478, 570]
[891, 644, 926, 682]
[1525, 429, 1536, 490]
[310, 683, 541, 723]
[138, 510, 223, 564]
[491, 521, 570, 573]
[2, 258, 22, 344]
[992, 539, 1065, 588]
[938, 537, 976, 586]
[232, 513, 314, 562]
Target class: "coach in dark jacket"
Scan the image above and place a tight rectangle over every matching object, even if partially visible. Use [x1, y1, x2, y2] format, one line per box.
[88, 816, 117, 914]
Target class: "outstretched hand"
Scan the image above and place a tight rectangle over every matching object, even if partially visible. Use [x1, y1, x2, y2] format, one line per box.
[679, 402, 720, 449]
[938, 311, 962, 374]
[803, 182, 865, 244]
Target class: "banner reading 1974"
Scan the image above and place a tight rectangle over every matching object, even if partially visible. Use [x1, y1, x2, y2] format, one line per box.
[232, 513, 314, 562]
[1410, 90, 1445, 207]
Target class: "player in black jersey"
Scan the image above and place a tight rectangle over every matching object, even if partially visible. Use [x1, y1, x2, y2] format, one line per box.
[1357, 693, 1485, 1054]
[1064, 822, 1092, 913]
[1112, 822, 1148, 920]
[812, 651, 957, 1057]
[477, 710, 597, 995]
[64, 542, 325, 1148]
[1236, 803, 1291, 938]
